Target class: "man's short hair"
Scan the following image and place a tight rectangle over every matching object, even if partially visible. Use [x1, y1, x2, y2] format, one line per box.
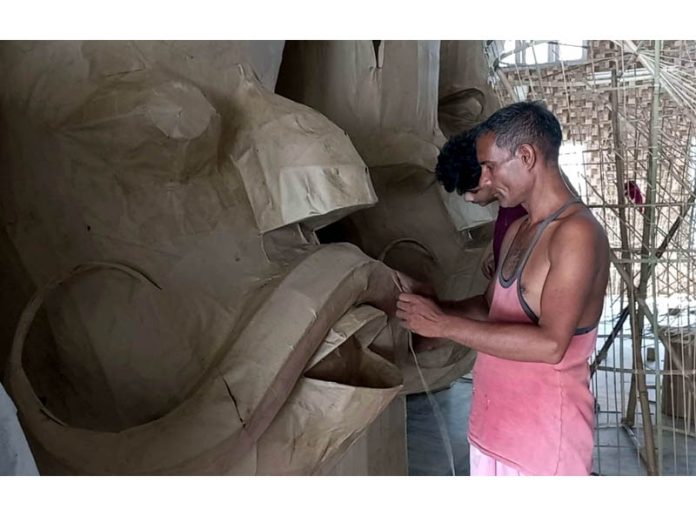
[435, 129, 481, 194]
[477, 101, 562, 163]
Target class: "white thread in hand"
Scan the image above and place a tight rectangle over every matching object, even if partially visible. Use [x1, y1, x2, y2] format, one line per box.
[394, 271, 456, 475]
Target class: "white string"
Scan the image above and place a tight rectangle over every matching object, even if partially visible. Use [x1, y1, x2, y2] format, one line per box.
[407, 334, 457, 476]
[394, 272, 456, 475]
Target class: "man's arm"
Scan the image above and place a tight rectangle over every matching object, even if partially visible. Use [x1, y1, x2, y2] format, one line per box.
[394, 265, 495, 322]
[440, 295, 489, 322]
[439, 268, 495, 322]
[396, 217, 601, 364]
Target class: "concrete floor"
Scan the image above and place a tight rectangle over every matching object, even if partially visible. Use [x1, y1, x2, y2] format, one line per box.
[407, 377, 472, 476]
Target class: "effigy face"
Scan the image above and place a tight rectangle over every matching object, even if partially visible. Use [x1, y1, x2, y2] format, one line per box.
[0, 41, 407, 474]
[438, 40, 502, 138]
[276, 40, 498, 392]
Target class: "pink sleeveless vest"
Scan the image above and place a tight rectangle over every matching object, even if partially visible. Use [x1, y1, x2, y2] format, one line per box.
[468, 201, 597, 475]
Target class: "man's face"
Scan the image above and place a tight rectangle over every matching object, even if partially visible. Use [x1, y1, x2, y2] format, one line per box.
[475, 131, 526, 208]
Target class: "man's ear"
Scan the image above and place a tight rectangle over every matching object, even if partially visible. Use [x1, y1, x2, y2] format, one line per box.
[516, 143, 537, 170]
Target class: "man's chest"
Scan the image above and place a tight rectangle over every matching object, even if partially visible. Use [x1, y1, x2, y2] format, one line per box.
[500, 229, 553, 310]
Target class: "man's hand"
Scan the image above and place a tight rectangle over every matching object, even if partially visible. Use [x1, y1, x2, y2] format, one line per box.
[393, 270, 436, 297]
[396, 292, 449, 338]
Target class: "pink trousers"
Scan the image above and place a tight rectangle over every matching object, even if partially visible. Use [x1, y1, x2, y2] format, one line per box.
[469, 444, 525, 476]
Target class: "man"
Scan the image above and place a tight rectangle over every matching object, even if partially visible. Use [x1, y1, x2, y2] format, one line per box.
[435, 129, 527, 275]
[396, 101, 609, 475]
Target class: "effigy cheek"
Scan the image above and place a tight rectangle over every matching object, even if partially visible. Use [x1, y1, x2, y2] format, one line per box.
[61, 75, 221, 183]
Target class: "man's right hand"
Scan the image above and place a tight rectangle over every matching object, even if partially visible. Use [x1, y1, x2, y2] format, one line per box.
[393, 270, 436, 298]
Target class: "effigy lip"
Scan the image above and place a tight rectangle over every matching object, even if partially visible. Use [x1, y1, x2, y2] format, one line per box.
[7, 244, 406, 474]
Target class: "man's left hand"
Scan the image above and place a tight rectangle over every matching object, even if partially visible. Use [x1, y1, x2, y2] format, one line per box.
[396, 293, 449, 338]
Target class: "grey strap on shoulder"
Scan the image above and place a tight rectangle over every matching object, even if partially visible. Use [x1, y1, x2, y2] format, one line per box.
[513, 197, 581, 283]
[513, 197, 600, 334]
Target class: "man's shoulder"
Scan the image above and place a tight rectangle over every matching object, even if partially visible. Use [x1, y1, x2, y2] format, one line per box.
[551, 206, 608, 251]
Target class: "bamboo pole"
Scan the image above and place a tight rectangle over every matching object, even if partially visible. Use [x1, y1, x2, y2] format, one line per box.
[613, 66, 641, 424]
[496, 67, 519, 102]
[610, 66, 636, 326]
[591, 69, 640, 381]
[622, 40, 663, 476]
